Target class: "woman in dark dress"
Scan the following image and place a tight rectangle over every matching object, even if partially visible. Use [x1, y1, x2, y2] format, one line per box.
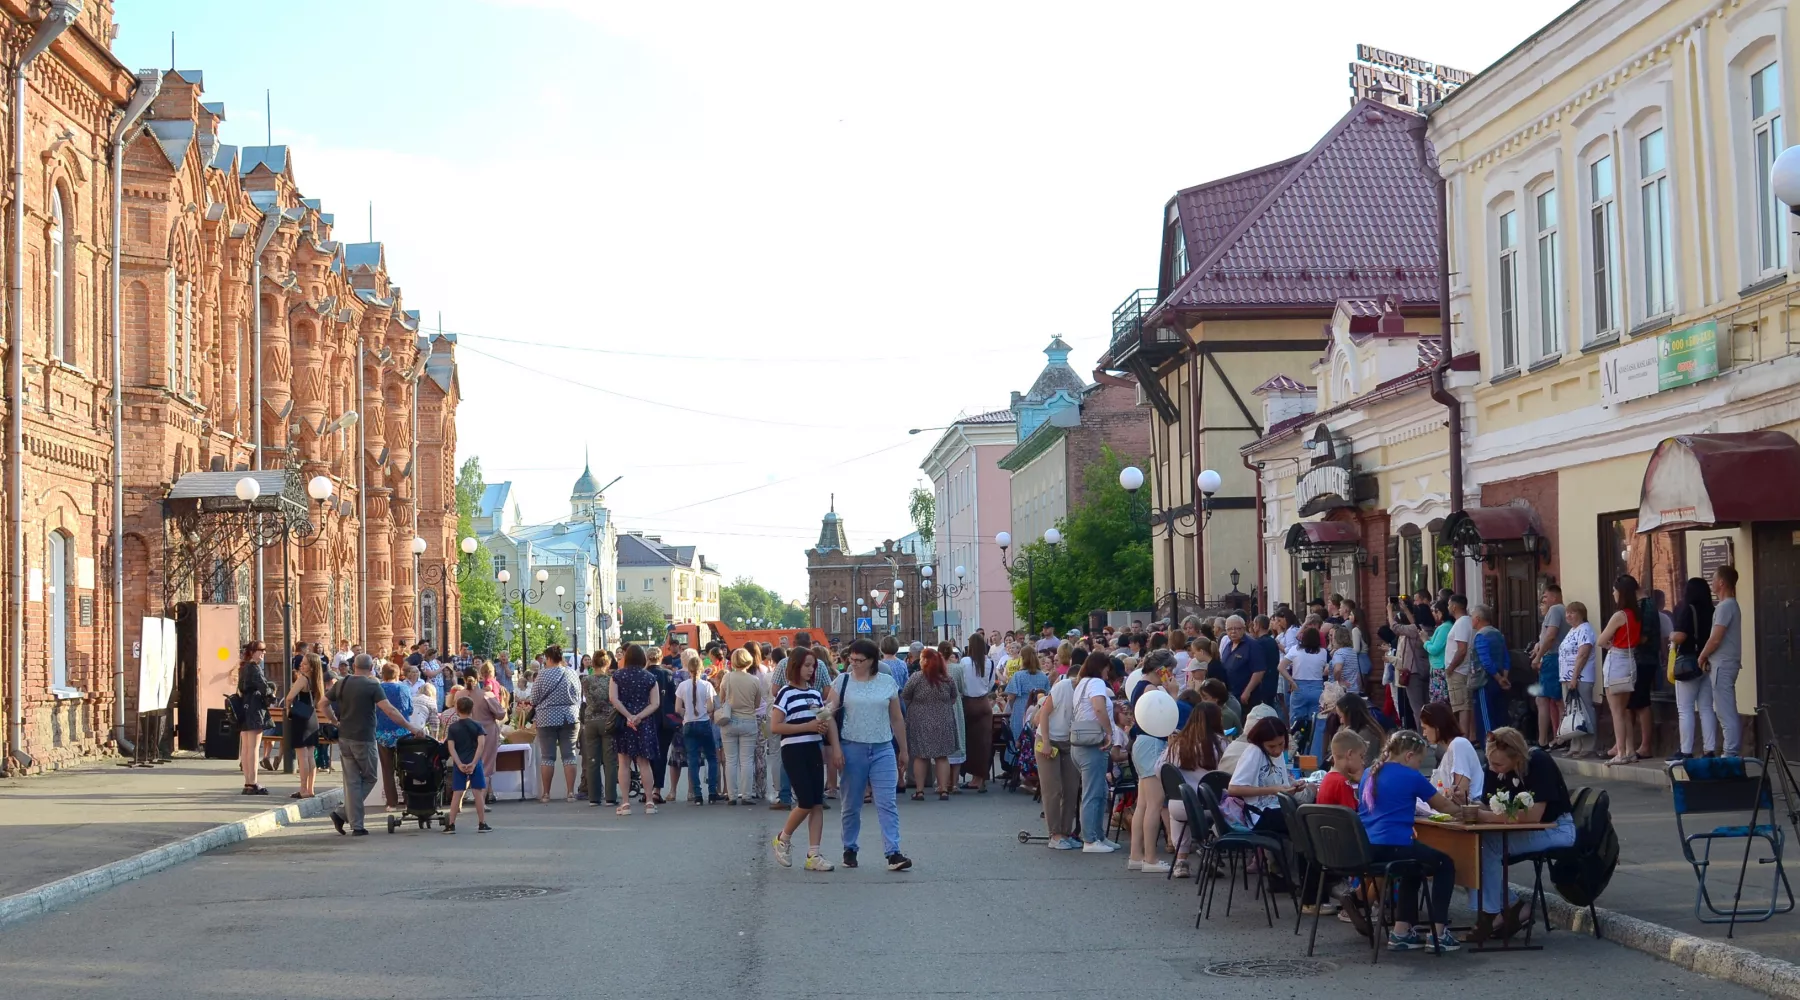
[609, 643, 663, 817]
[283, 652, 325, 799]
[235, 641, 272, 795]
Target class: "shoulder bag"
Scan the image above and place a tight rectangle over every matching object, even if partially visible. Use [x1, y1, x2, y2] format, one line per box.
[712, 675, 733, 727]
[1069, 679, 1108, 747]
[1671, 608, 1703, 683]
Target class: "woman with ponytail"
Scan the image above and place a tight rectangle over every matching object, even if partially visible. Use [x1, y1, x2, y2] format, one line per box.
[1356, 730, 1463, 952]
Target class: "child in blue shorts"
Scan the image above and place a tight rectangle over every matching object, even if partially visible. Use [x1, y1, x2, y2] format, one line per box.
[445, 697, 492, 834]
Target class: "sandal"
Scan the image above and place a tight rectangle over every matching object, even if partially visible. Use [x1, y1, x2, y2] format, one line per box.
[938, 792, 949, 801]
[910, 791, 924, 801]
[644, 803, 658, 815]
[615, 803, 632, 817]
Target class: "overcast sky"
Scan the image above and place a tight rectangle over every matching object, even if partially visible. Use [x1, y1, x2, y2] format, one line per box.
[119, 0, 1571, 600]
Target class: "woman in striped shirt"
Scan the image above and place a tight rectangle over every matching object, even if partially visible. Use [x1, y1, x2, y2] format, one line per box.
[771, 647, 843, 871]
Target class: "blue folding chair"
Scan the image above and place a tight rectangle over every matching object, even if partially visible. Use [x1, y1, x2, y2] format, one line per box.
[1669, 757, 1795, 924]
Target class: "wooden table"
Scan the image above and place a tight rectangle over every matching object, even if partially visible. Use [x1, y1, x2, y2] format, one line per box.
[1414, 818, 1556, 950]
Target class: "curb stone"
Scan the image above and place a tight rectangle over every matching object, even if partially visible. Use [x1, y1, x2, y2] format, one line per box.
[1522, 880, 1800, 998]
[1552, 755, 1669, 788]
[0, 786, 344, 931]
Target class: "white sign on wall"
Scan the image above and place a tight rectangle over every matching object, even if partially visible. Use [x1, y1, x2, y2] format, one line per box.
[1599, 337, 1660, 406]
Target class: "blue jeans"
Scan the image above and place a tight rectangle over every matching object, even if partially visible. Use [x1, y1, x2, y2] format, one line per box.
[840, 740, 901, 856]
[1071, 743, 1111, 844]
[682, 722, 719, 800]
[1476, 813, 1577, 912]
[1290, 679, 1323, 729]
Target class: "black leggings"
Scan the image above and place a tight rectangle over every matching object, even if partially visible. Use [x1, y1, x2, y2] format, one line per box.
[1368, 841, 1455, 928]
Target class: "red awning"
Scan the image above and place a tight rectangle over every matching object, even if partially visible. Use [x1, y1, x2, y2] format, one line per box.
[1638, 431, 1800, 531]
[1285, 519, 1361, 551]
[1444, 506, 1541, 543]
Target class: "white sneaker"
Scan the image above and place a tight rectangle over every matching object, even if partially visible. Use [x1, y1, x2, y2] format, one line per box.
[1126, 858, 1145, 871]
[1081, 840, 1117, 854]
[1141, 860, 1172, 874]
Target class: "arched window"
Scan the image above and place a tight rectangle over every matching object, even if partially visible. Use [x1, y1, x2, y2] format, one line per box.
[235, 322, 247, 424]
[181, 278, 193, 394]
[48, 531, 72, 690]
[164, 271, 178, 387]
[49, 191, 67, 361]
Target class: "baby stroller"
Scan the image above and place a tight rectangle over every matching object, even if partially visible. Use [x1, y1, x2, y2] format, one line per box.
[387, 735, 448, 833]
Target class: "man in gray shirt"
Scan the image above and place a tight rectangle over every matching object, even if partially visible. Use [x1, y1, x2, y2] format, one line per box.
[1701, 566, 1744, 756]
[323, 653, 426, 835]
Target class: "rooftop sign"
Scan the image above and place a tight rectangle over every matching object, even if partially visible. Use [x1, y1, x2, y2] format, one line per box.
[1351, 44, 1472, 111]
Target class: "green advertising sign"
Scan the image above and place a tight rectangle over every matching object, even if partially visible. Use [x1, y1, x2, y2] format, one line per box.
[1658, 320, 1719, 392]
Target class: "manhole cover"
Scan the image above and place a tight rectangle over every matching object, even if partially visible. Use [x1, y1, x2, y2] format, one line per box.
[1201, 958, 1336, 979]
[428, 885, 559, 901]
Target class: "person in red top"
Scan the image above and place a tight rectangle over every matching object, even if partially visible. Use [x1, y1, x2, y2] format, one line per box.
[1597, 575, 1644, 764]
[1316, 728, 1367, 808]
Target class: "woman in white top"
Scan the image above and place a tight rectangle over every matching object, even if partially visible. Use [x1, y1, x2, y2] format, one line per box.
[718, 647, 769, 805]
[1418, 701, 1482, 809]
[1067, 651, 1118, 852]
[824, 638, 911, 871]
[1557, 602, 1599, 757]
[1033, 670, 1082, 847]
[1226, 714, 1302, 836]
[1278, 625, 1331, 730]
[958, 634, 999, 792]
[674, 660, 720, 804]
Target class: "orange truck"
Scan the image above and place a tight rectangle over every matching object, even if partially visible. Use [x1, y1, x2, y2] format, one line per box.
[661, 621, 822, 661]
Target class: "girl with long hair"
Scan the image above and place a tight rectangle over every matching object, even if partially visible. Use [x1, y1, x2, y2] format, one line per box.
[1598, 575, 1643, 764]
[1069, 651, 1118, 852]
[958, 633, 999, 793]
[901, 647, 958, 799]
[1668, 577, 1718, 761]
[771, 646, 841, 871]
[282, 652, 326, 799]
[235, 641, 271, 795]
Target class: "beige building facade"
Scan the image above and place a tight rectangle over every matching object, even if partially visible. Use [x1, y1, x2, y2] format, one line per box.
[1430, 0, 1800, 749]
[617, 531, 719, 627]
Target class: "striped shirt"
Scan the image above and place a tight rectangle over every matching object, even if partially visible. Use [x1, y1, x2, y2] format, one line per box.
[774, 684, 824, 746]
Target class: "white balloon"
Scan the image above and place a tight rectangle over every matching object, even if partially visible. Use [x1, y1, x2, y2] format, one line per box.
[1135, 689, 1180, 739]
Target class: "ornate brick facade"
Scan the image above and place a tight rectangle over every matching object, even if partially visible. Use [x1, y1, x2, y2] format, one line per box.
[2, 20, 460, 770]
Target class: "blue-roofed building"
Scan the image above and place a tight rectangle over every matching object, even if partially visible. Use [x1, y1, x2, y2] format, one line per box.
[479, 460, 620, 653]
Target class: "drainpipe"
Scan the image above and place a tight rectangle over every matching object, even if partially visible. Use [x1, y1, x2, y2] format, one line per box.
[1243, 453, 1263, 616]
[7, 0, 80, 774]
[108, 67, 161, 755]
[250, 212, 278, 644]
[1414, 116, 1465, 594]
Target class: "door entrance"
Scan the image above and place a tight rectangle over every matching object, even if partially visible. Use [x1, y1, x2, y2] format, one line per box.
[1751, 522, 1800, 758]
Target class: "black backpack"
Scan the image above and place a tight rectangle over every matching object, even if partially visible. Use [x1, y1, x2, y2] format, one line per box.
[1551, 786, 1618, 906]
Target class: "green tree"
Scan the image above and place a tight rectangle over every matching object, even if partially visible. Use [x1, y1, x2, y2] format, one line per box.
[720, 577, 806, 630]
[620, 597, 666, 642]
[908, 484, 935, 543]
[504, 601, 569, 663]
[1009, 446, 1152, 632]
[454, 457, 504, 654]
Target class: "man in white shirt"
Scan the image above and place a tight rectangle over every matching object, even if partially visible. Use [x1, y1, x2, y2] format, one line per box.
[674, 671, 720, 804]
[1444, 595, 1476, 738]
[330, 639, 354, 675]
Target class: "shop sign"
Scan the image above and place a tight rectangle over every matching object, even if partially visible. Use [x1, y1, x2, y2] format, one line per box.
[1659, 320, 1720, 392]
[1296, 465, 1353, 516]
[1699, 537, 1734, 581]
[1600, 321, 1721, 406]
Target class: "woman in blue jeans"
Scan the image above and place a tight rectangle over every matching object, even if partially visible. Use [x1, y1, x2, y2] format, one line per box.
[1471, 727, 1578, 941]
[828, 639, 912, 871]
[1278, 625, 1330, 734]
[1068, 651, 1118, 853]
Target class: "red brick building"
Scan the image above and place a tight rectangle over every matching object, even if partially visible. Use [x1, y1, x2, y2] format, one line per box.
[2, 8, 460, 770]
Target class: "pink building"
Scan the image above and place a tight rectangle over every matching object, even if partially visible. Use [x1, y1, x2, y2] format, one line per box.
[921, 410, 1017, 640]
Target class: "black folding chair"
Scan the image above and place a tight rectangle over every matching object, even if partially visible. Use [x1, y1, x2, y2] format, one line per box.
[1187, 783, 1283, 927]
[1297, 804, 1431, 964]
[1279, 792, 1314, 933]
[1106, 758, 1138, 845]
[1161, 764, 1190, 881]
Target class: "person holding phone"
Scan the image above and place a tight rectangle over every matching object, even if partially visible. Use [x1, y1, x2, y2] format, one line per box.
[771, 647, 842, 871]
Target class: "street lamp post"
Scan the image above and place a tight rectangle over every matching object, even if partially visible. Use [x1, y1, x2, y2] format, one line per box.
[1120, 465, 1218, 620]
[996, 528, 1059, 635]
[238, 473, 336, 774]
[919, 563, 968, 641]
[419, 536, 479, 651]
[496, 567, 549, 669]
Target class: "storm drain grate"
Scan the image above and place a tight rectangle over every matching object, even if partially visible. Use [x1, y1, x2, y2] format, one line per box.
[429, 885, 558, 901]
[1201, 958, 1337, 979]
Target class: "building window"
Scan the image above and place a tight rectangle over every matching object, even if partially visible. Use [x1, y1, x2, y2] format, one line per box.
[235, 323, 247, 420]
[643, 578, 653, 591]
[1752, 61, 1785, 276]
[48, 531, 71, 691]
[1172, 223, 1189, 280]
[1588, 155, 1620, 339]
[1639, 128, 1675, 319]
[164, 271, 178, 387]
[1535, 188, 1560, 356]
[1498, 209, 1520, 371]
[616, 578, 625, 592]
[49, 191, 67, 362]
[492, 554, 506, 577]
[181, 280, 193, 394]
[421, 589, 438, 647]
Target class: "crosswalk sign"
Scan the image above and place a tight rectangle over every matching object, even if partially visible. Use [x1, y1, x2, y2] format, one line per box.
[855, 617, 873, 634]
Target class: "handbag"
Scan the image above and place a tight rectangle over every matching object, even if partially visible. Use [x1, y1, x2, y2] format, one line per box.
[1671, 608, 1703, 683]
[1558, 690, 1592, 738]
[1069, 679, 1108, 747]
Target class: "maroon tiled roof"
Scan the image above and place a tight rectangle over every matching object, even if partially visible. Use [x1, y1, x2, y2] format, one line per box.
[957, 408, 1016, 426]
[1252, 374, 1312, 395]
[1151, 100, 1440, 319]
[1173, 155, 1304, 267]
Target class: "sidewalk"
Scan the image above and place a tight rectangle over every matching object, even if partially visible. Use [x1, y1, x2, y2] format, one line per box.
[1550, 757, 1799, 966]
[0, 754, 327, 899]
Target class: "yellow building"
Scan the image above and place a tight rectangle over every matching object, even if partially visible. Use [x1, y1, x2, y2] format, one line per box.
[1103, 98, 1442, 618]
[1428, 0, 1800, 747]
[617, 531, 720, 627]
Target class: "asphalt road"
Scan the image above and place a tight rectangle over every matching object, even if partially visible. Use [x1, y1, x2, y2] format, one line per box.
[0, 787, 1759, 999]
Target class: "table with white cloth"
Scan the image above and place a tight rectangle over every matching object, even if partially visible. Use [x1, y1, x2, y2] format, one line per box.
[489, 743, 538, 799]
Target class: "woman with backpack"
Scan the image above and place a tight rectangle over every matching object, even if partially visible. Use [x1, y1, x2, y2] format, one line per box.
[1470, 727, 1577, 941]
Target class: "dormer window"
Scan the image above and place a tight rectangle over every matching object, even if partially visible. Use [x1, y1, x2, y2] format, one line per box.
[1172, 224, 1189, 280]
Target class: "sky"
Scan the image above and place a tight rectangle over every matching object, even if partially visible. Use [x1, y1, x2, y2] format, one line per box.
[117, 0, 1574, 599]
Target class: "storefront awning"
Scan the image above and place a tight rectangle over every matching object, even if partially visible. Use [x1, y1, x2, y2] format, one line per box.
[1444, 505, 1548, 561]
[1284, 519, 1361, 552]
[1637, 431, 1800, 531]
